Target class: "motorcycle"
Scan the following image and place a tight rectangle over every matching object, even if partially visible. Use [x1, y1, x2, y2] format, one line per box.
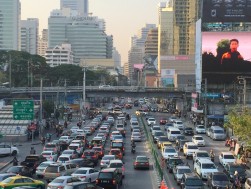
[13, 158, 18, 166]
[210, 153, 215, 162]
[131, 147, 136, 153]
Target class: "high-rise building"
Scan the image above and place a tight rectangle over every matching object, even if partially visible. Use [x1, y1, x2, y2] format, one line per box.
[37, 29, 48, 57]
[128, 24, 156, 82]
[113, 47, 121, 68]
[20, 18, 39, 55]
[48, 9, 110, 64]
[45, 43, 74, 67]
[157, 0, 200, 87]
[145, 28, 158, 56]
[60, 0, 88, 16]
[0, 0, 21, 50]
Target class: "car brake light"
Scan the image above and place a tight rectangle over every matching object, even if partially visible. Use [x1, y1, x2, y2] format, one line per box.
[134, 162, 139, 165]
[122, 166, 125, 171]
[57, 186, 64, 189]
[80, 176, 86, 178]
[112, 179, 116, 185]
[56, 173, 60, 176]
[92, 155, 96, 158]
[82, 155, 85, 158]
[123, 147, 125, 151]
[77, 148, 80, 150]
[96, 179, 99, 184]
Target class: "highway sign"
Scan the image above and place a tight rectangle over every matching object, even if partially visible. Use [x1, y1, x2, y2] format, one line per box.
[13, 100, 34, 120]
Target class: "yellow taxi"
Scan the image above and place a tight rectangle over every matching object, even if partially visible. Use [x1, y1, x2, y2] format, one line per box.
[0, 175, 45, 189]
[160, 141, 173, 152]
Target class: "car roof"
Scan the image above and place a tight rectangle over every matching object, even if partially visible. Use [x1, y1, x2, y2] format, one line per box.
[56, 176, 73, 179]
[77, 167, 92, 170]
[109, 160, 123, 163]
[184, 172, 200, 178]
[221, 152, 234, 155]
[197, 158, 214, 163]
[176, 166, 190, 169]
[185, 142, 197, 146]
[100, 168, 117, 172]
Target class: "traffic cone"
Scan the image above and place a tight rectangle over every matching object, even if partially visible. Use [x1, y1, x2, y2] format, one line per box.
[160, 179, 168, 189]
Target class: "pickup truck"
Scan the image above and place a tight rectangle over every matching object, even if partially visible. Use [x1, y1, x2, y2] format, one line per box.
[21, 155, 47, 173]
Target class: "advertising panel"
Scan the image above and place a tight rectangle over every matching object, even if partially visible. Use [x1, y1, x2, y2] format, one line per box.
[202, 0, 251, 22]
[161, 69, 175, 87]
[202, 31, 251, 83]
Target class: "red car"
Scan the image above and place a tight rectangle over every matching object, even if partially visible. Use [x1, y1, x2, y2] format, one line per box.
[159, 118, 167, 125]
[92, 146, 104, 159]
[109, 148, 123, 160]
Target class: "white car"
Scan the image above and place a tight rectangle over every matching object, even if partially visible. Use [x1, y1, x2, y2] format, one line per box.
[169, 116, 178, 123]
[59, 136, 73, 144]
[194, 159, 218, 179]
[147, 117, 156, 126]
[192, 135, 206, 147]
[70, 126, 79, 133]
[68, 143, 84, 155]
[0, 144, 19, 156]
[195, 125, 206, 134]
[173, 166, 192, 185]
[151, 126, 161, 136]
[193, 151, 211, 163]
[57, 154, 74, 163]
[162, 147, 178, 159]
[173, 120, 184, 130]
[100, 155, 116, 168]
[41, 151, 58, 162]
[71, 167, 99, 183]
[131, 132, 142, 142]
[183, 142, 199, 158]
[47, 176, 81, 189]
[219, 152, 236, 167]
[108, 160, 125, 178]
[36, 161, 54, 178]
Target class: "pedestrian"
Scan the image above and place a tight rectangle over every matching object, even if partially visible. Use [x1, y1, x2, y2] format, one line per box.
[30, 147, 36, 154]
[229, 139, 235, 151]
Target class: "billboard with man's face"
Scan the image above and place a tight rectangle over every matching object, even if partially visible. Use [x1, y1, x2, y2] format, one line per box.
[202, 32, 251, 83]
[203, 0, 251, 22]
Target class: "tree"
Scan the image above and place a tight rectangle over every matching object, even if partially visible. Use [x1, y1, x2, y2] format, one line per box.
[225, 107, 251, 145]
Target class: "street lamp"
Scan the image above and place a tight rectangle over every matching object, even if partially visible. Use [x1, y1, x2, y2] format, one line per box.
[82, 66, 88, 114]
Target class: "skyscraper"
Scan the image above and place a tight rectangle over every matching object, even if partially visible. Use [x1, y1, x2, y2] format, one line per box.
[157, 0, 200, 87]
[60, 0, 88, 16]
[20, 18, 39, 55]
[37, 29, 48, 57]
[48, 9, 110, 64]
[0, 0, 21, 50]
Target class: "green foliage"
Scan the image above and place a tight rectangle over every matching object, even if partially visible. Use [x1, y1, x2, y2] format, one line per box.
[43, 100, 55, 118]
[225, 107, 251, 145]
[216, 39, 230, 59]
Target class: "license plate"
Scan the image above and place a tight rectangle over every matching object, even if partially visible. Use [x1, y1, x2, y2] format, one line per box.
[140, 163, 145, 165]
[102, 180, 108, 183]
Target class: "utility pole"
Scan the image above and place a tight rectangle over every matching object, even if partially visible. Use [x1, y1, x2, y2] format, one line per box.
[204, 78, 208, 127]
[82, 66, 87, 110]
[9, 54, 12, 93]
[64, 79, 67, 107]
[39, 78, 43, 138]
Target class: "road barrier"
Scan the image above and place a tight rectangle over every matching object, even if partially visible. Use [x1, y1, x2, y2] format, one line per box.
[139, 117, 163, 180]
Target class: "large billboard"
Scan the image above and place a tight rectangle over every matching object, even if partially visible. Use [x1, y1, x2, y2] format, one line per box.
[161, 69, 175, 87]
[203, 0, 251, 22]
[202, 32, 251, 83]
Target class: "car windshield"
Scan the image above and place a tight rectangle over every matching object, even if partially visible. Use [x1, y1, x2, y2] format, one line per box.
[202, 163, 216, 169]
[74, 169, 87, 174]
[214, 130, 224, 133]
[178, 168, 191, 174]
[42, 152, 52, 156]
[188, 146, 198, 149]
[51, 178, 65, 183]
[195, 137, 203, 140]
[159, 137, 169, 141]
[39, 162, 52, 167]
[198, 126, 205, 129]
[224, 155, 235, 159]
[149, 118, 155, 121]
[186, 128, 193, 131]
[169, 159, 183, 165]
[63, 151, 73, 154]
[45, 144, 56, 148]
[137, 157, 148, 161]
[45, 166, 58, 172]
[165, 148, 176, 153]
[1, 177, 12, 183]
[177, 136, 185, 140]
[155, 132, 164, 136]
[229, 166, 244, 173]
[99, 172, 113, 179]
[171, 131, 181, 134]
[197, 153, 209, 157]
[59, 157, 70, 161]
[185, 178, 203, 186]
[103, 156, 115, 160]
[176, 122, 183, 124]
[112, 143, 123, 147]
[133, 133, 140, 136]
[109, 163, 123, 168]
[117, 125, 123, 128]
[213, 174, 228, 181]
[153, 127, 161, 130]
[84, 152, 94, 156]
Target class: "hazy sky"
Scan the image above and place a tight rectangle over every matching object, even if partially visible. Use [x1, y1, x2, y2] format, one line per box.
[20, 0, 162, 64]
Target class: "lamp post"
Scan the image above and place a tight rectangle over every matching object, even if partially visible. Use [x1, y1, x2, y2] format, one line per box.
[39, 78, 43, 138]
[9, 54, 12, 93]
[82, 66, 87, 112]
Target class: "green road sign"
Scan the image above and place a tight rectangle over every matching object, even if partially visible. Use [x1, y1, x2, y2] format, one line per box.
[13, 100, 34, 120]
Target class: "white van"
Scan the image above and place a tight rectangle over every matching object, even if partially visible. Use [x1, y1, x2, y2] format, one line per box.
[209, 126, 226, 140]
[167, 127, 181, 142]
[173, 120, 184, 130]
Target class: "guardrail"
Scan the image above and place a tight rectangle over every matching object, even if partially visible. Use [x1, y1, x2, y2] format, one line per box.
[139, 116, 163, 179]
